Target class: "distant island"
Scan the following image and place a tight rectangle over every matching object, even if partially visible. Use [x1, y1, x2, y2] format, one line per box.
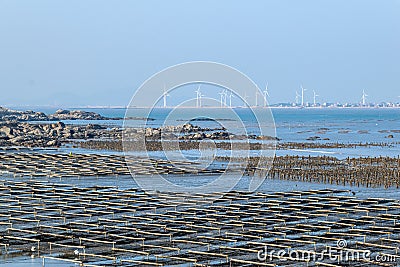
[0, 106, 120, 122]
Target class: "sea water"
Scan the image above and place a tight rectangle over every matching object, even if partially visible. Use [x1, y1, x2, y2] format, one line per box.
[27, 107, 400, 158]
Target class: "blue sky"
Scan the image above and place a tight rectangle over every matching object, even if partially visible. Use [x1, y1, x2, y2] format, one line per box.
[0, 0, 399, 106]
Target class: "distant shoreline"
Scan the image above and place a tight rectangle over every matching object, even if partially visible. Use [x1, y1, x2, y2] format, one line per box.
[4, 106, 400, 110]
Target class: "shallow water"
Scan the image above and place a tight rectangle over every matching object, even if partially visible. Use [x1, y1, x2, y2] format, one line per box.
[5, 174, 398, 200]
[0, 257, 71, 267]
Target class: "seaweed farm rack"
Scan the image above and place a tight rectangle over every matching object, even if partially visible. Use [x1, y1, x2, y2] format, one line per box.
[0, 179, 399, 266]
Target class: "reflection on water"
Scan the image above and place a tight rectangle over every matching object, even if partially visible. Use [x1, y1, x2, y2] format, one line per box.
[3, 174, 397, 200]
[0, 256, 72, 267]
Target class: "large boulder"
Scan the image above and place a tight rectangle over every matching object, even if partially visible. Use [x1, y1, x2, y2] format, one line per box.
[0, 126, 13, 137]
[49, 110, 107, 120]
[0, 106, 49, 121]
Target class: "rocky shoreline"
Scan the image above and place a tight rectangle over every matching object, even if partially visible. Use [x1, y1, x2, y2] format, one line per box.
[0, 106, 120, 122]
[0, 106, 124, 147]
[0, 118, 280, 148]
[0, 122, 121, 147]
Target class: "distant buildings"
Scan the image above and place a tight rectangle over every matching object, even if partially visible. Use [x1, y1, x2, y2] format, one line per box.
[271, 102, 400, 108]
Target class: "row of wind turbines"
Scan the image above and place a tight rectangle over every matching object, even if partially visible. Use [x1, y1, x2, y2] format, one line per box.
[161, 85, 377, 108]
[295, 87, 372, 107]
[196, 85, 271, 108]
[295, 85, 319, 106]
[162, 85, 271, 108]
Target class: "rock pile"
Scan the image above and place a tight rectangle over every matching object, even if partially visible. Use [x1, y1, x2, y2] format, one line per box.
[49, 109, 119, 120]
[0, 106, 119, 122]
[0, 122, 121, 147]
[124, 123, 225, 139]
[0, 121, 277, 148]
[0, 107, 48, 121]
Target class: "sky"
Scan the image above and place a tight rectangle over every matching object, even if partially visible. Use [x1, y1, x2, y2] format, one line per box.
[0, 0, 399, 107]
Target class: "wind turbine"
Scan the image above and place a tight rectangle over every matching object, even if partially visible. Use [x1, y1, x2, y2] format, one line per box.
[162, 85, 169, 108]
[361, 90, 368, 106]
[301, 85, 307, 107]
[219, 89, 227, 107]
[223, 90, 227, 106]
[313, 90, 319, 106]
[263, 84, 270, 107]
[195, 85, 202, 108]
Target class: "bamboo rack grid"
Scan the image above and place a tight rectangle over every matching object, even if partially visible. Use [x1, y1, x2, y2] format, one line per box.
[0, 152, 227, 178]
[0, 179, 399, 266]
[2, 152, 400, 189]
